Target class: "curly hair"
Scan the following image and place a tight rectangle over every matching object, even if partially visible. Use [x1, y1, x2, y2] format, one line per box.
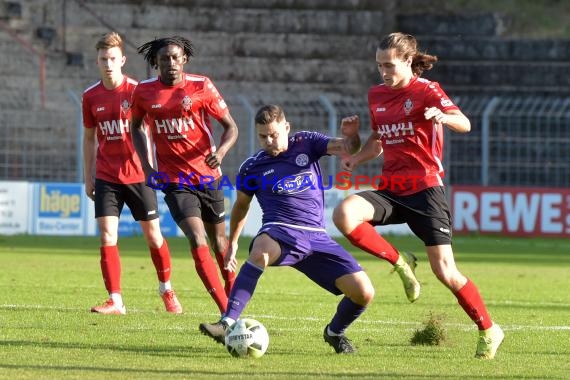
[378, 32, 438, 76]
[137, 36, 194, 69]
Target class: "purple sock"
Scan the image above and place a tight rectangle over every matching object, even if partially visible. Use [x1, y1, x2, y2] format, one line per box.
[328, 297, 367, 335]
[224, 261, 264, 320]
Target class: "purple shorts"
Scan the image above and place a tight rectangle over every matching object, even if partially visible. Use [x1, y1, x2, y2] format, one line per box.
[255, 224, 363, 295]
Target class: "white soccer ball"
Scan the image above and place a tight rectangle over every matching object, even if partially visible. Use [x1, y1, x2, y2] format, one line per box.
[224, 318, 269, 358]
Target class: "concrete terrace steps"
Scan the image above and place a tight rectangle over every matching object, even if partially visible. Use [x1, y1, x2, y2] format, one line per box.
[63, 2, 385, 36]
[82, 0, 389, 11]
[418, 36, 570, 62]
[429, 60, 570, 91]
[212, 80, 369, 99]
[190, 55, 375, 85]
[397, 12, 507, 37]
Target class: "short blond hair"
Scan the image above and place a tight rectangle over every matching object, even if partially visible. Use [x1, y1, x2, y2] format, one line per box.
[95, 32, 124, 53]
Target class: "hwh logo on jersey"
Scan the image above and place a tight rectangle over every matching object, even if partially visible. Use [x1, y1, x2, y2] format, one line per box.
[154, 118, 195, 134]
[376, 121, 415, 139]
[99, 119, 130, 136]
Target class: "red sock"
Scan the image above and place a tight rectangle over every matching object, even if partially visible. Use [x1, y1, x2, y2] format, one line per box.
[455, 279, 493, 330]
[215, 250, 236, 297]
[191, 246, 228, 313]
[100, 245, 121, 294]
[150, 240, 172, 282]
[346, 223, 400, 264]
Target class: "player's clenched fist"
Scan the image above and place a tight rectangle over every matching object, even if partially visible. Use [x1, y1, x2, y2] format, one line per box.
[340, 115, 360, 137]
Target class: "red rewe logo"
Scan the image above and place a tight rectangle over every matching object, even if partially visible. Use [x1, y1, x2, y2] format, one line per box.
[451, 186, 570, 237]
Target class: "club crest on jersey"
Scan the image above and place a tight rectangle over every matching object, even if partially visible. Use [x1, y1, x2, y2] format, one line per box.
[404, 98, 413, 115]
[295, 153, 309, 167]
[182, 96, 192, 111]
[121, 99, 130, 117]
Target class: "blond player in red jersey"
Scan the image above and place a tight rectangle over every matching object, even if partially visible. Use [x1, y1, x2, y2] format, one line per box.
[130, 36, 238, 316]
[83, 32, 182, 315]
[333, 33, 504, 359]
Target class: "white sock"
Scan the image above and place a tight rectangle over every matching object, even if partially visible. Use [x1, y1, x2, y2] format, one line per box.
[110, 293, 123, 306]
[159, 281, 172, 294]
[327, 326, 342, 336]
[394, 255, 405, 267]
[222, 317, 236, 326]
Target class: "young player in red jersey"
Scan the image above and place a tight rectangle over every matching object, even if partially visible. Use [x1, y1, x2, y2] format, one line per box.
[333, 33, 504, 359]
[83, 32, 182, 315]
[131, 36, 238, 315]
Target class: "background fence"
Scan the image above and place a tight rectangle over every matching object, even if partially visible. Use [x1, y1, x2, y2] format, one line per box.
[1, 94, 569, 189]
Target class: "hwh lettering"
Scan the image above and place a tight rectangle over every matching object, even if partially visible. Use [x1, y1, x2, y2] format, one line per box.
[98, 119, 130, 135]
[155, 118, 195, 134]
[377, 121, 414, 138]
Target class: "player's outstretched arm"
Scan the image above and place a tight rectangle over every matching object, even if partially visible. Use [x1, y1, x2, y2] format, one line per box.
[226, 190, 253, 272]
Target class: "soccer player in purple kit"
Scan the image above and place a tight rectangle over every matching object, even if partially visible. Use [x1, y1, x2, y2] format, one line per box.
[199, 105, 375, 354]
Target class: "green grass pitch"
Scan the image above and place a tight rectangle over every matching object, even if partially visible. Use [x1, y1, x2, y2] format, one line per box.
[1, 234, 569, 379]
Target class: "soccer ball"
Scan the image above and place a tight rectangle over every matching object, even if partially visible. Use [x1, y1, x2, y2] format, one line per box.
[224, 318, 269, 358]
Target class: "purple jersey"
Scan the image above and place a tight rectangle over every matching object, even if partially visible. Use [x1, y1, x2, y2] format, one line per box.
[237, 131, 330, 229]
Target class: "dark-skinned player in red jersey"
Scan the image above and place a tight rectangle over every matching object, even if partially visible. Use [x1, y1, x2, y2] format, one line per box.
[130, 36, 238, 316]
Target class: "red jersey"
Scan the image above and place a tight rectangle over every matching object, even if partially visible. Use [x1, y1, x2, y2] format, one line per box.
[82, 76, 147, 184]
[368, 76, 459, 195]
[131, 74, 230, 185]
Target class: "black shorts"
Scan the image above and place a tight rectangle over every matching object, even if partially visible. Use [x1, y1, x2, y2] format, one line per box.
[94, 179, 159, 221]
[163, 180, 225, 224]
[356, 186, 452, 246]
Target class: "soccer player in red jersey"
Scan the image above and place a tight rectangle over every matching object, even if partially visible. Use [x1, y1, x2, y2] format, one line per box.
[83, 32, 182, 315]
[130, 36, 238, 315]
[333, 33, 504, 359]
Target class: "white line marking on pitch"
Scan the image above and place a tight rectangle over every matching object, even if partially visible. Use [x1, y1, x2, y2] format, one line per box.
[2, 304, 569, 331]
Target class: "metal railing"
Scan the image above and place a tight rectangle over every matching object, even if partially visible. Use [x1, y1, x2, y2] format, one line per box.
[2, 94, 569, 190]
[0, 20, 46, 109]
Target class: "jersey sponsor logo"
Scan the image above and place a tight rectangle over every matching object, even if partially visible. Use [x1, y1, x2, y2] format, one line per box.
[263, 169, 274, 176]
[376, 107, 386, 112]
[96, 106, 105, 112]
[295, 153, 309, 167]
[376, 121, 415, 139]
[385, 138, 404, 145]
[273, 171, 315, 195]
[154, 117, 195, 137]
[151, 104, 161, 109]
[404, 98, 413, 115]
[98, 119, 130, 139]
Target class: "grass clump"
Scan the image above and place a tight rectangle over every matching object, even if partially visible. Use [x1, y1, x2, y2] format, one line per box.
[410, 312, 446, 346]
